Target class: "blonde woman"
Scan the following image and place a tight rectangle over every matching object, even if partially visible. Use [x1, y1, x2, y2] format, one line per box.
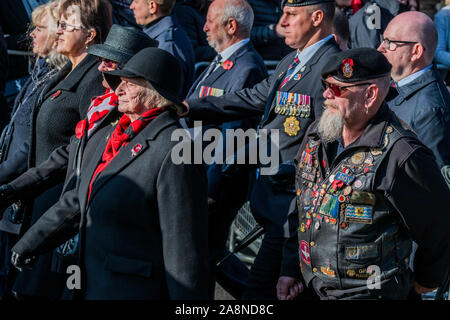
[0, 1, 66, 299]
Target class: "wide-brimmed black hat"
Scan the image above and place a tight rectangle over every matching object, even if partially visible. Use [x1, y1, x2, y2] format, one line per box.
[321, 48, 392, 83]
[104, 47, 185, 113]
[88, 24, 158, 66]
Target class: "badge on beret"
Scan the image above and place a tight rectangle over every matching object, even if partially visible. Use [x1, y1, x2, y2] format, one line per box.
[341, 59, 354, 78]
[283, 116, 300, 136]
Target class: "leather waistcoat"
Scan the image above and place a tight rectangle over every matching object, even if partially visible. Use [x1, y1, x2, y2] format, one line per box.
[295, 123, 413, 289]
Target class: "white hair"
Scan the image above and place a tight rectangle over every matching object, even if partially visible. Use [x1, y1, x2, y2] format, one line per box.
[221, 0, 254, 38]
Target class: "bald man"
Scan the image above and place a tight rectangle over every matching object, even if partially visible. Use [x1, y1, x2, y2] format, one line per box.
[378, 11, 450, 180]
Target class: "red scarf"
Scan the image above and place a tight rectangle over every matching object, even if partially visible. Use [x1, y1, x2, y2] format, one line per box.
[75, 89, 118, 139]
[87, 107, 164, 201]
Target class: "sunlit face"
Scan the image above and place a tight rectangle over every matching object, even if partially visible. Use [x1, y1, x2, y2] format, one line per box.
[115, 77, 153, 118]
[203, 0, 228, 52]
[30, 15, 54, 57]
[377, 23, 415, 82]
[56, 9, 89, 58]
[322, 76, 368, 126]
[278, 6, 314, 50]
[130, 0, 153, 26]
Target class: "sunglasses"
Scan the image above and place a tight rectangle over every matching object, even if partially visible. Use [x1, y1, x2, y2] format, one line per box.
[321, 79, 372, 97]
[98, 57, 122, 70]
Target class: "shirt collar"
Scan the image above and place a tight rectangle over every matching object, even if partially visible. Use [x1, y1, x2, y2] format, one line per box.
[217, 38, 250, 62]
[296, 34, 334, 66]
[397, 64, 433, 87]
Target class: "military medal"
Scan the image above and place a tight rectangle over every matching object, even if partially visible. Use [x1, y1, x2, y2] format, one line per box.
[386, 126, 393, 134]
[350, 152, 365, 165]
[283, 116, 300, 136]
[370, 148, 382, 156]
[353, 179, 363, 189]
[343, 186, 352, 195]
[384, 134, 389, 147]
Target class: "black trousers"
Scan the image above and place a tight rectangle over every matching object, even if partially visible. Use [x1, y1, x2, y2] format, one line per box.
[241, 228, 284, 300]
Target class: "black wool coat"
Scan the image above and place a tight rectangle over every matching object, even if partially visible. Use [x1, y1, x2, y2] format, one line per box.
[13, 110, 210, 300]
[12, 54, 105, 299]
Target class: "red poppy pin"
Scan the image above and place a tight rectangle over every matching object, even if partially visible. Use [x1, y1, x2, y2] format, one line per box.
[222, 60, 233, 70]
[131, 143, 143, 157]
[51, 90, 62, 100]
[331, 179, 344, 190]
[341, 59, 354, 78]
[75, 119, 87, 139]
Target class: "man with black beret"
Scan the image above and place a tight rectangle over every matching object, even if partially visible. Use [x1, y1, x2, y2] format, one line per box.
[184, 0, 340, 299]
[277, 48, 450, 300]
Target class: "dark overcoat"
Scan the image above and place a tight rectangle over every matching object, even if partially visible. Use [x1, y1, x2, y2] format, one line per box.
[12, 54, 105, 298]
[13, 110, 210, 300]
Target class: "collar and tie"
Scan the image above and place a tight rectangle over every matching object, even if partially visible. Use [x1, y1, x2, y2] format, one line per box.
[278, 54, 300, 89]
[196, 54, 222, 90]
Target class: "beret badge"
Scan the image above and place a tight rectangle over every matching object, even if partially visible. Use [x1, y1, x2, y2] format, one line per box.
[341, 59, 354, 78]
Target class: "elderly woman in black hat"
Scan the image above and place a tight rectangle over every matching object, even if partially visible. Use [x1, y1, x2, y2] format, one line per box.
[11, 47, 209, 300]
[0, 25, 158, 300]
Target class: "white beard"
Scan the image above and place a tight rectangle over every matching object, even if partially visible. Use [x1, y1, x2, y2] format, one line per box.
[318, 105, 344, 143]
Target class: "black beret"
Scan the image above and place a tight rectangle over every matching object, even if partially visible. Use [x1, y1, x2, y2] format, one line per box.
[321, 48, 392, 83]
[282, 0, 334, 7]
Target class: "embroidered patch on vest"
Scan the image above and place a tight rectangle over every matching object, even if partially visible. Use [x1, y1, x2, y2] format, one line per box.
[319, 194, 339, 218]
[345, 244, 379, 260]
[299, 240, 311, 265]
[344, 205, 373, 224]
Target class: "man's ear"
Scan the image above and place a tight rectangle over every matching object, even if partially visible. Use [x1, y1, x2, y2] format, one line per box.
[148, 0, 158, 14]
[226, 18, 238, 36]
[410, 43, 425, 62]
[311, 9, 324, 27]
[365, 84, 379, 109]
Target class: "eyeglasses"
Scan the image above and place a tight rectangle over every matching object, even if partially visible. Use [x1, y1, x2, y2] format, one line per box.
[321, 79, 372, 97]
[380, 35, 419, 51]
[57, 20, 85, 32]
[98, 57, 122, 70]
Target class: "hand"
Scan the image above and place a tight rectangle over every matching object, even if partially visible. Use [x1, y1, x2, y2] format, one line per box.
[413, 280, 437, 294]
[0, 184, 17, 219]
[207, 197, 216, 206]
[277, 276, 304, 300]
[11, 251, 36, 272]
[179, 101, 190, 117]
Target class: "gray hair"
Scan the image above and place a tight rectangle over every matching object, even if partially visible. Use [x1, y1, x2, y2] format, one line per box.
[140, 80, 172, 109]
[220, 0, 254, 38]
